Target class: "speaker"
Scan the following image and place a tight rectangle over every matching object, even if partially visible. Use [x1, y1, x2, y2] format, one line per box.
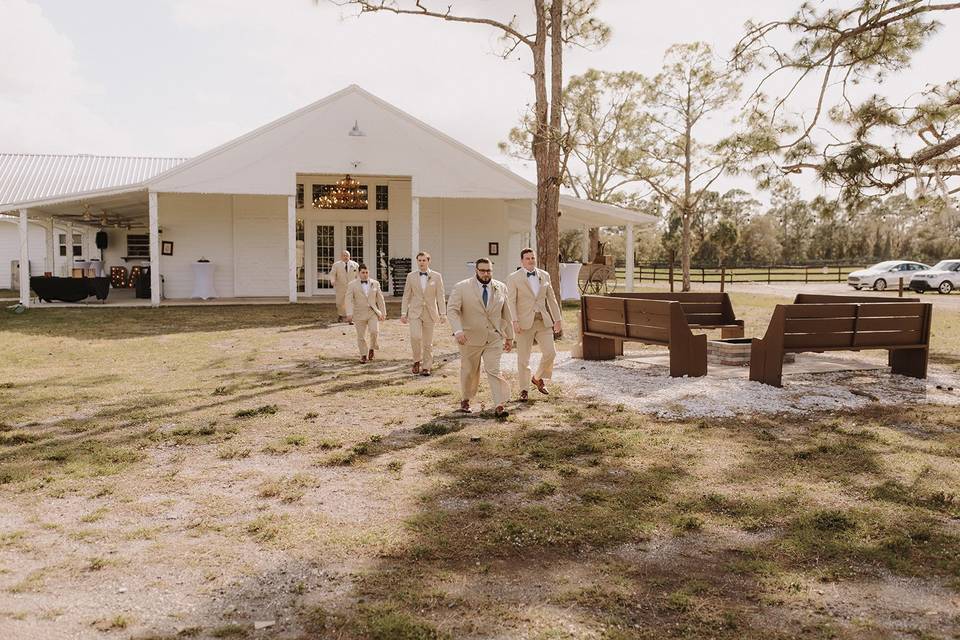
[95, 230, 109, 249]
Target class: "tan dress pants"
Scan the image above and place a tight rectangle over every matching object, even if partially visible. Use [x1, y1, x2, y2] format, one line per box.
[459, 337, 510, 406]
[335, 285, 348, 318]
[354, 316, 380, 355]
[409, 316, 436, 369]
[516, 315, 556, 392]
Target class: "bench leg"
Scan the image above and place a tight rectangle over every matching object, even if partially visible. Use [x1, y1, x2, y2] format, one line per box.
[582, 335, 619, 360]
[890, 349, 928, 379]
[749, 338, 783, 387]
[721, 326, 745, 339]
[670, 334, 707, 377]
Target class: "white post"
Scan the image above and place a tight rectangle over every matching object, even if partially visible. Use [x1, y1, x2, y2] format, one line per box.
[46, 218, 56, 275]
[287, 195, 297, 303]
[148, 191, 160, 307]
[529, 199, 537, 252]
[18, 209, 30, 307]
[411, 195, 420, 258]
[65, 221, 74, 276]
[580, 225, 589, 263]
[625, 223, 635, 292]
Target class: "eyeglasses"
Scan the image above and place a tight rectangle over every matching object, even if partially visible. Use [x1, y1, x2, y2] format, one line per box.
[476, 268, 492, 274]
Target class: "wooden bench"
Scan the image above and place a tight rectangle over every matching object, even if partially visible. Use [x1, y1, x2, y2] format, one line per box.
[611, 292, 745, 338]
[580, 295, 707, 377]
[749, 301, 933, 387]
[793, 293, 919, 304]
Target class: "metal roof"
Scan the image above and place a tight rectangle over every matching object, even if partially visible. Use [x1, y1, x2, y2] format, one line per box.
[0, 153, 187, 208]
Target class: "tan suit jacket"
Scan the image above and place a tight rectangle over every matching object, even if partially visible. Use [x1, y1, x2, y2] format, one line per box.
[401, 269, 446, 321]
[447, 278, 514, 347]
[329, 260, 359, 288]
[345, 279, 386, 321]
[506, 267, 563, 331]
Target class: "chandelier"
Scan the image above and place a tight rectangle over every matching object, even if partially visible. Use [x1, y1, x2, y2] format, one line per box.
[313, 174, 368, 210]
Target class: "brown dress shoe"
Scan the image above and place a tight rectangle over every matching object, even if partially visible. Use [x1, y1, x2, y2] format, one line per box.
[458, 400, 472, 413]
[494, 405, 509, 418]
[531, 376, 549, 395]
[519, 390, 529, 402]
[420, 370, 431, 376]
[368, 349, 374, 361]
[360, 355, 367, 364]
[412, 361, 421, 374]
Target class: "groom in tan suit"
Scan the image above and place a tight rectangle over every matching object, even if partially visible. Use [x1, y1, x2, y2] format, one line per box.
[447, 258, 514, 418]
[344, 264, 386, 363]
[400, 251, 446, 376]
[329, 250, 359, 322]
[507, 248, 562, 401]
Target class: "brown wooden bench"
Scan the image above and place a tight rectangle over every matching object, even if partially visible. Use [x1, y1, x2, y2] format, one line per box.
[749, 301, 933, 387]
[793, 293, 919, 304]
[580, 295, 707, 377]
[611, 292, 744, 338]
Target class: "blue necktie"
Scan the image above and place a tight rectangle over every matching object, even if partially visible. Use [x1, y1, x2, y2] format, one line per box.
[482, 284, 488, 307]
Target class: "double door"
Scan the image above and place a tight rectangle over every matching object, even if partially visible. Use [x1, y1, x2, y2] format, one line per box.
[313, 222, 368, 295]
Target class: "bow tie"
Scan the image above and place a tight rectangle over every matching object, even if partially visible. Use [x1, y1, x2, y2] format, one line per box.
[361, 281, 368, 284]
[419, 272, 428, 277]
[526, 271, 536, 277]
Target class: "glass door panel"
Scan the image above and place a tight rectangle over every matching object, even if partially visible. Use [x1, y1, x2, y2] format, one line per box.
[345, 224, 365, 267]
[316, 224, 335, 290]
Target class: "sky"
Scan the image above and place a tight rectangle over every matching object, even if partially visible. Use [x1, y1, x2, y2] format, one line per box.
[1, 0, 958, 203]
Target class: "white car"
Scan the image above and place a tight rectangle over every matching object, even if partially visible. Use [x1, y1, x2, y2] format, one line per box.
[847, 260, 930, 291]
[908, 259, 960, 294]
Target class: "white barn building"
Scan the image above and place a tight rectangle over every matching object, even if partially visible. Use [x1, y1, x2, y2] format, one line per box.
[1, 85, 654, 306]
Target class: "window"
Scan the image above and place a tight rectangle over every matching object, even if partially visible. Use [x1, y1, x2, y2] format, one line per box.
[345, 225, 365, 266]
[312, 184, 369, 210]
[296, 184, 304, 209]
[375, 221, 389, 285]
[375, 185, 389, 210]
[58, 232, 83, 257]
[126, 234, 150, 258]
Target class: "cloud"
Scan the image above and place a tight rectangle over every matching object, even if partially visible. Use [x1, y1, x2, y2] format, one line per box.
[0, 0, 129, 153]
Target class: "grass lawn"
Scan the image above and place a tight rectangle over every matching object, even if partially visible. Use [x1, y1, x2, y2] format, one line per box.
[1, 295, 958, 639]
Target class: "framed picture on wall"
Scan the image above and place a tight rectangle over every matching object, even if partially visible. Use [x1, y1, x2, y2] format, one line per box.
[488, 242, 499, 256]
[161, 241, 174, 256]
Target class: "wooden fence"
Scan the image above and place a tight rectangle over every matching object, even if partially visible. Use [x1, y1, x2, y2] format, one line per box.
[614, 263, 867, 287]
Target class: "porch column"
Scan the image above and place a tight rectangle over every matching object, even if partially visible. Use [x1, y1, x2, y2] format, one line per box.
[580, 225, 589, 263]
[148, 191, 160, 307]
[18, 209, 30, 307]
[411, 196, 420, 258]
[287, 195, 297, 303]
[46, 217, 56, 275]
[529, 199, 537, 252]
[625, 223, 635, 292]
[65, 221, 74, 276]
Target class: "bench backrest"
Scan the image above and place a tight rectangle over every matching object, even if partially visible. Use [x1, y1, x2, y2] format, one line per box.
[610, 292, 736, 326]
[793, 293, 919, 304]
[582, 295, 689, 344]
[765, 302, 932, 351]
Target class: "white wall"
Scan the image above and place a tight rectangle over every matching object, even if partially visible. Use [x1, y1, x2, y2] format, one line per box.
[158, 193, 236, 298]
[232, 195, 287, 297]
[436, 198, 515, 288]
[0, 220, 46, 288]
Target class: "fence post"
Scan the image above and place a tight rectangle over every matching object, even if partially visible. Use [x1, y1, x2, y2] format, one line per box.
[767, 266, 772, 284]
[804, 266, 809, 284]
[837, 266, 842, 283]
[899, 277, 904, 297]
[669, 264, 674, 292]
[720, 266, 725, 293]
[638, 265, 642, 283]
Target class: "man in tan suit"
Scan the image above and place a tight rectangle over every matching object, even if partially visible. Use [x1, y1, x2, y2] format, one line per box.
[344, 264, 386, 363]
[400, 251, 446, 376]
[447, 258, 514, 417]
[329, 250, 359, 321]
[507, 248, 563, 401]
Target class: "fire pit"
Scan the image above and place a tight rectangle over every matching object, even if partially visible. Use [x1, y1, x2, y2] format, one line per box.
[707, 338, 794, 367]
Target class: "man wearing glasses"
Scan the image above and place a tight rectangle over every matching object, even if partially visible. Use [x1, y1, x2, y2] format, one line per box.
[447, 258, 514, 418]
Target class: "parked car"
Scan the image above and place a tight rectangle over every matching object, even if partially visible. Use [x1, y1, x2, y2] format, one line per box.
[846, 260, 930, 291]
[908, 259, 960, 294]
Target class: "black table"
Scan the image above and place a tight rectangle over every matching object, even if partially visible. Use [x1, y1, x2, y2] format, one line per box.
[30, 276, 110, 303]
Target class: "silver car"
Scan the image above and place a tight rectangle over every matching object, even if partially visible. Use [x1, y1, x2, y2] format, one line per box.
[908, 259, 960, 294]
[847, 260, 930, 291]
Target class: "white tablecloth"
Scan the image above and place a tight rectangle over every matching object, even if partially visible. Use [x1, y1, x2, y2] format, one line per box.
[559, 263, 583, 300]
[191, 262, 217, 299]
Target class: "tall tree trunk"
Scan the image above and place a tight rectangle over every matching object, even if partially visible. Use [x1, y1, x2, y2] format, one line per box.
[681, 89, 693, 292]
[538, 0, 562, 305]
[588, 227, 600, 262]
